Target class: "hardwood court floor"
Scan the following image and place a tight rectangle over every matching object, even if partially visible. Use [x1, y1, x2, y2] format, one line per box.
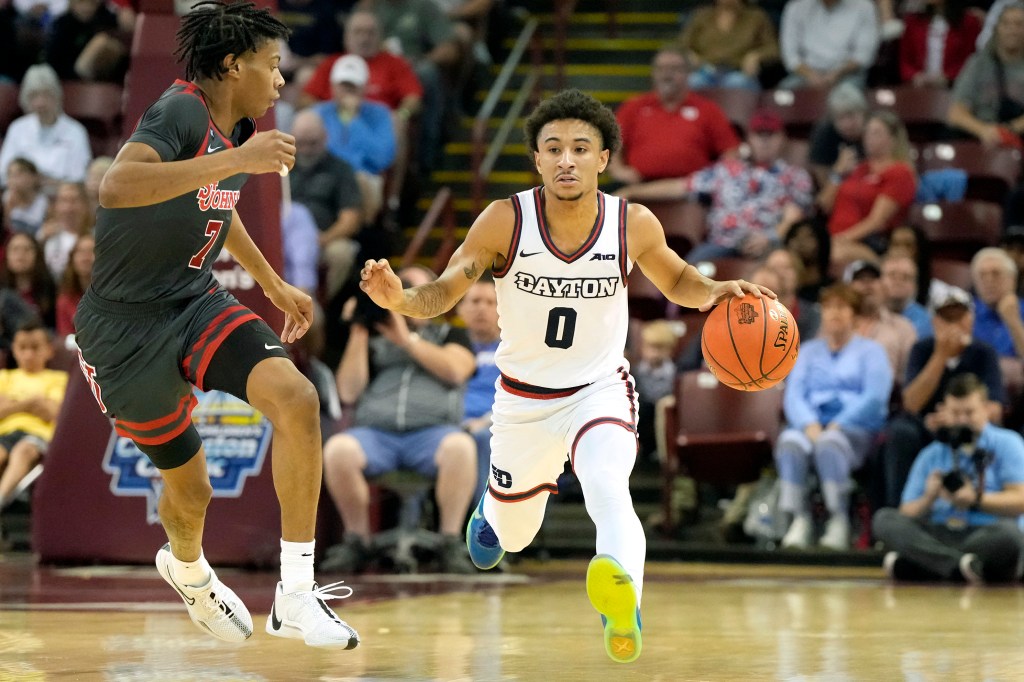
[2, 555, 1024, 681]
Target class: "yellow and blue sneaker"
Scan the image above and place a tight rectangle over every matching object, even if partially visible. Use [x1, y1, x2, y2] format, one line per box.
[465, 494, 504, 570]
[586, 554, 642, 663]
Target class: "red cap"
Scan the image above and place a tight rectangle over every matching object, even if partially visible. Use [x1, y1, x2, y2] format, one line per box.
[748, 110, 784, 134]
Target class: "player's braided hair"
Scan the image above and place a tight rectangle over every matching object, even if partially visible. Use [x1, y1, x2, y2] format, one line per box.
[523, 89, 621, 155]
[175, 0, 290, 81]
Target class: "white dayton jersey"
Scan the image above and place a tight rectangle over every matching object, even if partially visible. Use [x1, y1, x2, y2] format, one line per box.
[493, 187, 631, 390]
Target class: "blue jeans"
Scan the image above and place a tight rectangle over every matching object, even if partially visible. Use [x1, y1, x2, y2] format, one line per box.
[348, 424, 462, 477]
[777, 70, 867, 90]
[688, 66, 760, 91]
[685, 241, 740, 263]
[470, 425, 491, 500]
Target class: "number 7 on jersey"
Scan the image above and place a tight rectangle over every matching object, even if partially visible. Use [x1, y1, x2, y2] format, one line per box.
[189, 219, 224, 269]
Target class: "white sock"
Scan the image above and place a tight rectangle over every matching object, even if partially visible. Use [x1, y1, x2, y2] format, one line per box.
[281, 539, 315, 594]
[573, 427, 647, 604]
[171, 550, 212, 588]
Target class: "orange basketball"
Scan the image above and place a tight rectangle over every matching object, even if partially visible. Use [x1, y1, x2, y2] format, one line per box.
[700, 294, 800, 391]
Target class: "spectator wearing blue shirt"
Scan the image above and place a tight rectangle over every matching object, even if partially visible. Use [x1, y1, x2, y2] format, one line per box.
[881, 252, 932, 340]
[874, 373, 1024, 583]
[875, 287, 1006, 511]
[456, 274, 500, 501]
[776, 283, 894, 550]
[971, 247, 1024, 359]
[313, 55, 397, 225]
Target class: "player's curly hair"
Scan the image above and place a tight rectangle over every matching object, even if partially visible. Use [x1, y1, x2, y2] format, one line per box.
[523, 89, 621, 155]
[175, 0, 290, 81]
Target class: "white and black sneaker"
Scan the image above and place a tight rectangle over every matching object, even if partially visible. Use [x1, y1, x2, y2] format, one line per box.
[155, 543, 253, 642]
[266, 581, 360, 648]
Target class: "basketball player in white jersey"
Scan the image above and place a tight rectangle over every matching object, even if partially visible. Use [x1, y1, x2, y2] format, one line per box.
[358, 89, 774, 663]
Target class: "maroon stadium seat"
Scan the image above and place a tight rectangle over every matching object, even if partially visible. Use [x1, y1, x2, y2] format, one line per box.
[931, 257, 973, 291]
[0, 81, 21, 135]
[62, 81, 124, 157]
[697, 87, 760, 131]
[919, 141, 1022, 203]
[758, 87, 830, 140]
[643, 199, 706, 257]
[659, 370, 783, 530]
[910, 201, 1003, 261]
[870, 86, 952, 143]
[627, 266, 669, 321]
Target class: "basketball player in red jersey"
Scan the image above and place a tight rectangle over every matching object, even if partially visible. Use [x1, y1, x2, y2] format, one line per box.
[76, 1, 357, 648]
[358, 89, 774, 663]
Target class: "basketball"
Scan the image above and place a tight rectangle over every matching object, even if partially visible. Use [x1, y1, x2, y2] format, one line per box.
[701, 294, 800, 391]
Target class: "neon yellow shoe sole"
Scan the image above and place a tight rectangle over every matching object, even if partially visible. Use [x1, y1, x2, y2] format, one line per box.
[585, 554, 642, 663]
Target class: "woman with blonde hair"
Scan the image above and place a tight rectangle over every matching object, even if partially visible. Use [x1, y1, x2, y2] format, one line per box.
[38, 182, 95, 280]
[820, 110, 917, 268]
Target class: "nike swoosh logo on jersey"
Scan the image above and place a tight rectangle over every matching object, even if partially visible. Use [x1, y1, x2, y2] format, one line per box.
[270, 601, 282, 630]
[519, 250, 542, 257]
[265, 344, 283, 350]
[207, 144, 221, 153]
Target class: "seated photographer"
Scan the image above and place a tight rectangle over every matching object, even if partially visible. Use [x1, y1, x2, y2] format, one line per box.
[874, 373, 1024, 584]
[874, 287, 1004, 510]
[320, 265, 478, 574]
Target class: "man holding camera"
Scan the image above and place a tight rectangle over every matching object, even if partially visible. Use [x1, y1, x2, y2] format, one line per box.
[873, 373, 1024, 584]
[875, 286, 1005, 509]
[319, 265, 478, 574]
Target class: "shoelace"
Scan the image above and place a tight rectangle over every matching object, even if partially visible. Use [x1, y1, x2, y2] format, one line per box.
[304, 580, 354, 602]
[199, 586, 238, 618]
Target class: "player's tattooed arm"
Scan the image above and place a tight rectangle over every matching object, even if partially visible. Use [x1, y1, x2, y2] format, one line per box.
[400, 282, 451, 318]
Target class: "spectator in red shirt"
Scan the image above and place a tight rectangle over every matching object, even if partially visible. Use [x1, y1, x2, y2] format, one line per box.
[300, 10, 423, 112]
[899, 1, 983, 87]
[300, 9, 427, 218]
[609, 46, 740, 202]
[821, 110, 917, 267]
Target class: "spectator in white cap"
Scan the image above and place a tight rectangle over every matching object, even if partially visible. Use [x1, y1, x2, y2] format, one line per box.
[310, 54, 396, 226]
[873, 284, 1005, 510]
[0, 63, 92, 189]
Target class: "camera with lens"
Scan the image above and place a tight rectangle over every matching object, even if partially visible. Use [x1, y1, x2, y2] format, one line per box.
[934, 424, 992, 493]
[935, 424, 977, 449]
[941, 469, 968, 493]
[351, 291, 391, 329]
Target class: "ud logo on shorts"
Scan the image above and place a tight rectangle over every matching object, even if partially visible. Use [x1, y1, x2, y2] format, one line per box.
[102, 389, 273, 524]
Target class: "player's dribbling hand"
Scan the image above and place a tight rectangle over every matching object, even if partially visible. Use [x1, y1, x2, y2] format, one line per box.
[697, 280, 777, 312]
[238, 130, 296, 176]
[268, 282, 313, 343]
[359, 259, 405, 310]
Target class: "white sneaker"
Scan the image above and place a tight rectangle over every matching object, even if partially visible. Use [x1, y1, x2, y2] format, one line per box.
[882, 551, 900, 580]
[781, 514, 812, 549]
[266, 581, 360, 648]
[155, 543, 253, 642]
[959, 553, 984, 586]
[818, 515, 851, 551]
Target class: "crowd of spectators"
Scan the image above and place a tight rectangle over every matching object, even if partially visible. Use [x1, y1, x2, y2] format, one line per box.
[3, 0, 1024, 581]
[611, 0, 1024, 584]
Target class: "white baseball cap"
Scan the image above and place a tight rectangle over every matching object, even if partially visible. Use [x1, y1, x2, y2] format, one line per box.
[329, 54, 369, 87]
